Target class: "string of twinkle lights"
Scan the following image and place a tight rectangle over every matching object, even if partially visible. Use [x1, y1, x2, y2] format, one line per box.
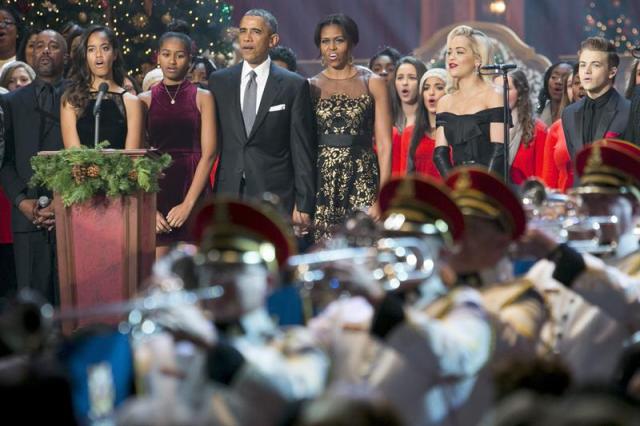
[584, 0, 640, 51]
[5, 0, 233, 75]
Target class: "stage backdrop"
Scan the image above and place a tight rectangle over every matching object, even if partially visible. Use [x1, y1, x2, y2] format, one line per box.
[229, 0, 640, 76]
[230, 0, 421, 76]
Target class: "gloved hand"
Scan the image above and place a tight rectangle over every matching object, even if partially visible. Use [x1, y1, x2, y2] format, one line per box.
[487, 142, 505, 175]
[433, 145, 453, 177]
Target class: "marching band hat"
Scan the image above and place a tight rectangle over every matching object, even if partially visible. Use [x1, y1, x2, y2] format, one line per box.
[192, 197, 296, 271]
[445, 166, 526, 240]
[378, 175, 465, 244]
[575, 139, 640, 200]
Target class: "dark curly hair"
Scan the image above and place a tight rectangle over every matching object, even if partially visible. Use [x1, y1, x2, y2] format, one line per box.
[368, 46, 401, 70]
[16, 26, 41, 64]
[269, 45, 297, 72]
[0, 6, 24, 55]
[536, 61, 572, 115]
[62, 25, 127, 113]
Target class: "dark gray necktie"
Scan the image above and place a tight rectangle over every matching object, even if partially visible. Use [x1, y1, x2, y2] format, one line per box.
[242, 70, 257, 136]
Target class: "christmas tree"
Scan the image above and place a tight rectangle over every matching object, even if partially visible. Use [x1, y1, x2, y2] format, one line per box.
[6, 0, 233, 74]
[584, 0, 640, 51]
[110, 0, 234, 74]
[8, 0, 106, 30]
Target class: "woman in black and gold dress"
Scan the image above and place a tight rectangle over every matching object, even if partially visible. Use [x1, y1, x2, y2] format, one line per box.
[310, 14, 392, 241]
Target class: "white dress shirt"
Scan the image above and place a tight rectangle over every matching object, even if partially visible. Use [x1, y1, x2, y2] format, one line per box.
[240, 57, 271, 114]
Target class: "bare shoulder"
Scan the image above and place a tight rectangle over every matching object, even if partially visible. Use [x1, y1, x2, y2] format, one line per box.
[436, 93, 453, 113]
[196, 87, 214, 100]
[123, 91, 143, 106]
[137, 90, 151, 107]
[484, 84, 504, 108]
[367, 70, 386, 88]
[367, 72, 387, 97]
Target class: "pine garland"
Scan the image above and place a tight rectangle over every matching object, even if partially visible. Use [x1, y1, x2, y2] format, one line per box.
[30, 142, 172, 207]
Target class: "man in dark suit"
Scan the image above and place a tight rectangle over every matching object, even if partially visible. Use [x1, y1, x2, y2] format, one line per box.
[562, 37, 630, 160]
[208, 9, 316, 234]
[0, 30, 67, 304]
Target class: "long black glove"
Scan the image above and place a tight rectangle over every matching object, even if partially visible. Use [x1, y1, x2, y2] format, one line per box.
[487, 142, 505, 175]
[433, 145, 453, 177]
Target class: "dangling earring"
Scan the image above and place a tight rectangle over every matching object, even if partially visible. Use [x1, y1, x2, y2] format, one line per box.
[321, 56, 326, 67]
[349, 55, 354, 65]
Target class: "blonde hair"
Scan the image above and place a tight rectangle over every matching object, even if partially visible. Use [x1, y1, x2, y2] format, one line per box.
[445, 25, 493, 89]
[0, 61, 36, 90]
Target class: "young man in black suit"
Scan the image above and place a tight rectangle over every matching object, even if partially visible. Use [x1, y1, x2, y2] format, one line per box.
[0, 30, 67, 304]
[562, 37, 630, 160]
[208, 9, 316, 235]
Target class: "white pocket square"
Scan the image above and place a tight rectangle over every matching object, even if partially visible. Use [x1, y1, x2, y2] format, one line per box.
[269, 104, 286, 112]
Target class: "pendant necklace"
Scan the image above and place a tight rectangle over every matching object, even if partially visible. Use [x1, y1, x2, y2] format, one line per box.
[163, 81, 183, 105]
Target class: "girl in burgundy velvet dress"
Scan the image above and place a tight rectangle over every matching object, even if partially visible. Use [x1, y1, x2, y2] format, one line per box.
[139, 32, 217, 257]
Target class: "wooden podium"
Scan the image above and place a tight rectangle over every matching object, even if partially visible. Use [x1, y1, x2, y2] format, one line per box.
[39, 149, 157, 328]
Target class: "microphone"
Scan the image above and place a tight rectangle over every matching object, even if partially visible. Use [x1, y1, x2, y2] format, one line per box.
[481, 63, 517, 71]
[92, 82, 109, 116]
[37, 196, 51, 209]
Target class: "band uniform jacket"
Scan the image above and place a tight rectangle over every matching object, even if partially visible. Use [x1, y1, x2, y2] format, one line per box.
[527, 252, 640, 384]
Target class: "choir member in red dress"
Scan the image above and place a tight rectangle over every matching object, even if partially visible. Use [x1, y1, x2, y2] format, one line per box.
[407, 68, 448, 179]
[389, 56, 426, 175]
[541, 67, 585, 191]
[494, 70, 547, 184]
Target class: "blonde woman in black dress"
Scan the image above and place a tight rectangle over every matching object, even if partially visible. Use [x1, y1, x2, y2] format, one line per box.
[433, 25, 506, 177]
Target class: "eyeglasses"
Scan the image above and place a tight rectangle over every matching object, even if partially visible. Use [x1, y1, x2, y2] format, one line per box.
[0, 20, 16, 29]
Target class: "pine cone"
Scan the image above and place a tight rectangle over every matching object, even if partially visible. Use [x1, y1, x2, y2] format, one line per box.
[86, 164, 100, 178]
[128, 169, 138, 181]
[71, 164, 86, 184]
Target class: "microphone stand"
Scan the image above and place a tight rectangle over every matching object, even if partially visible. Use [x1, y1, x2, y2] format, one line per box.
[93, 107, 101, 149]
[499, 69, 511, 183]
[482, 65, 516, 183]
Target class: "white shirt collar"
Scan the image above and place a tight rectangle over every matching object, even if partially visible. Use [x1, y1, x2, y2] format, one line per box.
[242, 56, 271, 81]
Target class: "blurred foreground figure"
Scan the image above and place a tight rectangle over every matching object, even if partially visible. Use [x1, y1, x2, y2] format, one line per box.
[307, 172, 546, 425]
[118, 197, 327, 426]
[524, 139, 640, 385]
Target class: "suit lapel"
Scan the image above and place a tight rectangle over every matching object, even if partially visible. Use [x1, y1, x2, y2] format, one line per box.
[247, 63, 281, 142]
[594, 91, 618, 140]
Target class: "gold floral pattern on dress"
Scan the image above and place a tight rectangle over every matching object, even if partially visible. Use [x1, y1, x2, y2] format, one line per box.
[313, 145, 379, 242]
[315, 93, 374, 136]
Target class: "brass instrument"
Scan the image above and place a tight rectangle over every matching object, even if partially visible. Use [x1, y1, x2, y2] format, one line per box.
[289, 235, 437, 292]
[521, 178, 620, 255]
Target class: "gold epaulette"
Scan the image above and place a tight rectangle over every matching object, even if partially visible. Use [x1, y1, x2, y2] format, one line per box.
[613, 251, 640, 278]
[480, 278, 535, 315]
[424, 289, 460, 319]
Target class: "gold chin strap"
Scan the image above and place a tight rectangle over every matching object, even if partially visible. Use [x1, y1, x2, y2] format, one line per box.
[199, 233, 278, 272]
